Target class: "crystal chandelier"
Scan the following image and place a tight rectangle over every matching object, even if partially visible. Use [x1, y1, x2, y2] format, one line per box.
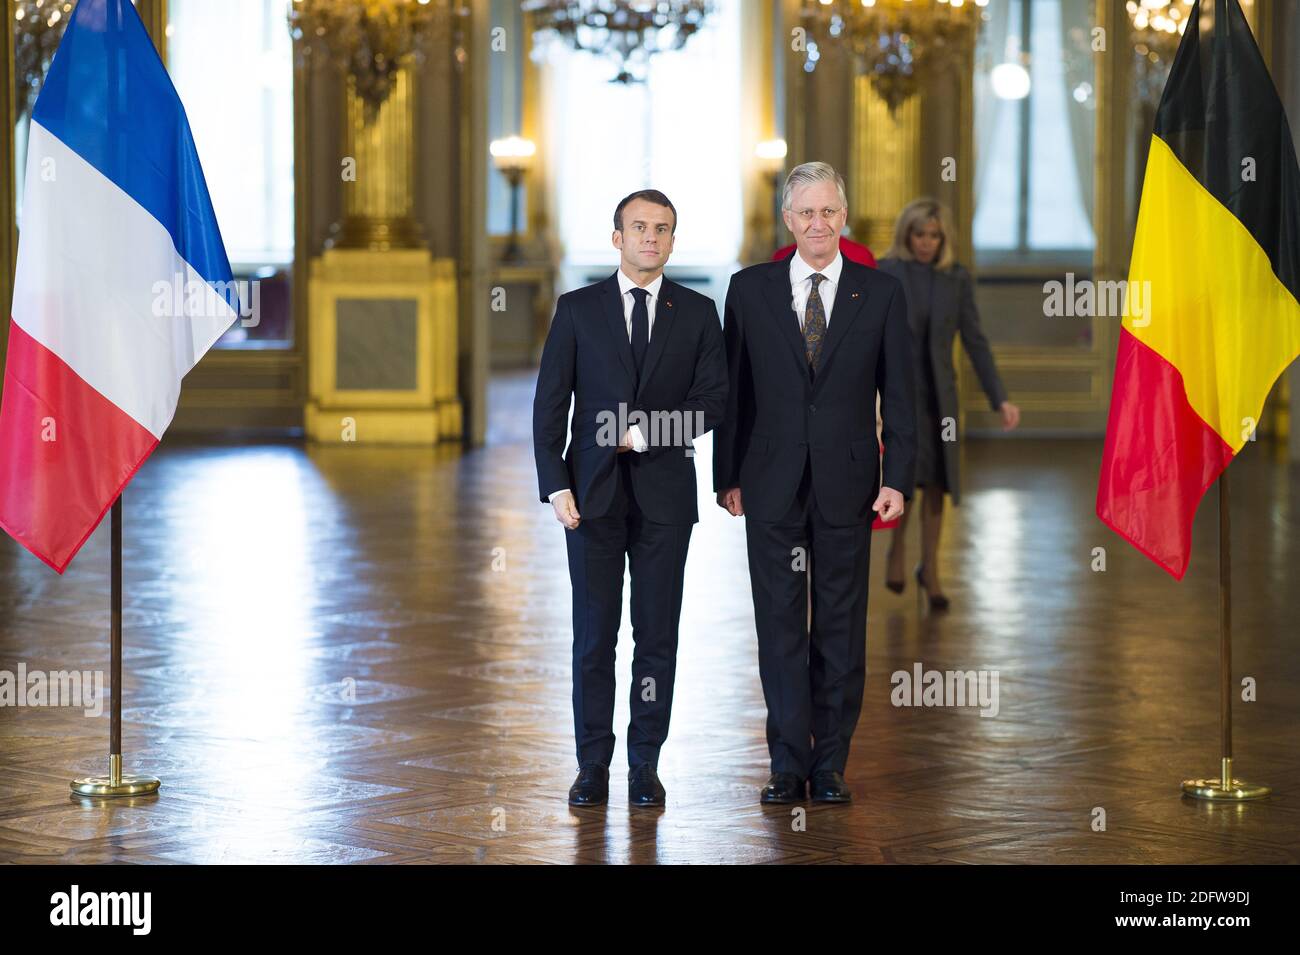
[12, 1, 77, 120]
[799, 0, 987, 114]
[525, 1, 713, 85]
[288, 0, 466, 117]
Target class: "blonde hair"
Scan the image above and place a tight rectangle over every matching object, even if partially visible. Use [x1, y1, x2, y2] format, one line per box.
[883, 197, 956, 270]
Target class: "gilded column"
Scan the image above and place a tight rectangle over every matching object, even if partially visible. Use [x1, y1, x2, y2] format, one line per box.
[852, 82, 921, 253]
[333, 67, 425, 250]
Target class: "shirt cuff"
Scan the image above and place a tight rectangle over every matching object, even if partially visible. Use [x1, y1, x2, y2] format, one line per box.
[547, 488, 572, 503]
[627, 425, 648, 453]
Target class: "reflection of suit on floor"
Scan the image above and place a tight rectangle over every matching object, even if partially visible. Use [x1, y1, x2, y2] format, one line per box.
[876, 258, 1006, 504]
[714, 250, 916, 778]
[533, 271, 727, 771]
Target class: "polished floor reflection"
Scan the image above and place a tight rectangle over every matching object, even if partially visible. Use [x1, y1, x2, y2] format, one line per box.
[1, 371, 1298, 864]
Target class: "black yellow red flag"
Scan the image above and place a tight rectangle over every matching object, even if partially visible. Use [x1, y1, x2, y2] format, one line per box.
[1096, 0, 1300, 579]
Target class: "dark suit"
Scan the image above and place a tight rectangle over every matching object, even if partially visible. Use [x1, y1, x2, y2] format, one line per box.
[713, 251, 916, 778]
[533, 271, 727, 770]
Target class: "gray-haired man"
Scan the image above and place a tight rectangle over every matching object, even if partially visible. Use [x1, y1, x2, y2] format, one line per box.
[713, 162, 917, 804]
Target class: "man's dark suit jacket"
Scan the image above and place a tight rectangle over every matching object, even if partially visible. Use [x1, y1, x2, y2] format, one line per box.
[533, 272, 727, 525]
[713, 251, 917, 525]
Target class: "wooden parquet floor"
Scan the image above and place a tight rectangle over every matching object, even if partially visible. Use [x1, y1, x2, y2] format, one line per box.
[1, 371, 1297, 864]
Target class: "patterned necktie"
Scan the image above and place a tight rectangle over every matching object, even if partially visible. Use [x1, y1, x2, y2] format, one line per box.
[630, 287, 650, 377]
[804, 273, 827, 373]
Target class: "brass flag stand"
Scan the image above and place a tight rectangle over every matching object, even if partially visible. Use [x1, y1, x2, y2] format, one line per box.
[1181, 471, 1269, 800]
[70, 495, 162, 798]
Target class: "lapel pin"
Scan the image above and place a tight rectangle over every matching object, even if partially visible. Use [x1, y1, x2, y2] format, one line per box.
[851, 292, 860, 299]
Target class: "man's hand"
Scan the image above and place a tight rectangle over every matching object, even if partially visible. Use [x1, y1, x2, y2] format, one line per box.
[717, 487, 744, 516]
[999, 400, 1021, 431]
[872, 486, 904, 522]
[551, 490, 581, 529]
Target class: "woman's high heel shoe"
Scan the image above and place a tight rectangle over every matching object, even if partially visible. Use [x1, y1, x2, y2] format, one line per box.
[914, 565, 950, 611]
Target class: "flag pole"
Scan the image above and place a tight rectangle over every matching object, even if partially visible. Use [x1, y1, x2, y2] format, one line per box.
[1181, 470, 1269, 800]
[70, 494, 161, 797]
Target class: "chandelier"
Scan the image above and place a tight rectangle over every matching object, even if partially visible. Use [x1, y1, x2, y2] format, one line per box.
[288, 0, 466, 117]
[525, 1, 713, 84]
[1125, 0, 1195, 104]
[12, 1, 77, 120]
[799, 0, 986, 114]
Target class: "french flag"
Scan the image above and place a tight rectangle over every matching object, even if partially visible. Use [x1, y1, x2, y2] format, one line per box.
[0, 0, 237, 573]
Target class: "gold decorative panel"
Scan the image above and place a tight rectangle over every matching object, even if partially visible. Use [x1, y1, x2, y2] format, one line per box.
[306, 248, 461, 443]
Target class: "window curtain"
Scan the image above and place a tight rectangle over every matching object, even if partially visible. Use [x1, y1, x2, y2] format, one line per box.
[1059, 0, 1095, 224]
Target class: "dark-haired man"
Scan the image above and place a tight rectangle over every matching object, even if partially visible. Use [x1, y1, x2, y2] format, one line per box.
[533, 190, 727, 807]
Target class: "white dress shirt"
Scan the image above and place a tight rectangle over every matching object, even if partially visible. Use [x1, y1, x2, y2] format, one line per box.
[618, 268, 663, 338]
[789, 249, 842, 329]
[547, 269, 662, 505]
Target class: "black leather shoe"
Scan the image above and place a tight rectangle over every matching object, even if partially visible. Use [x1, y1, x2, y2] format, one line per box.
[568, 765, 609, 806]
[628, 763, 666, 806]
[760, 772, 806, 804]
[809, 770, 852, 803]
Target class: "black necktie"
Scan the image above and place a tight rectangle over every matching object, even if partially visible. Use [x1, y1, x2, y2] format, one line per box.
[630, 287, 650, 376]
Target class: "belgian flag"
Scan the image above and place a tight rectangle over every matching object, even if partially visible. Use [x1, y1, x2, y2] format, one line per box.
[1096, 0, 1300, 579]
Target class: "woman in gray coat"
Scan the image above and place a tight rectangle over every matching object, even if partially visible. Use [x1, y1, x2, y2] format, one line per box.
[876, 198, 1020, 609]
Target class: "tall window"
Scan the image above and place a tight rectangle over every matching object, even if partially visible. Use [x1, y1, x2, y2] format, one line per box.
[973, 0, 1095, 262]
[168, 0, 295, 347]
[488, 0, 524, 237]
[542, 0, 743, 274]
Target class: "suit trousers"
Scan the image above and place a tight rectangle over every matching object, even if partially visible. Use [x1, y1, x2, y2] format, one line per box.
[564, 453, 692, 770]
[744, 453, 872, 777]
